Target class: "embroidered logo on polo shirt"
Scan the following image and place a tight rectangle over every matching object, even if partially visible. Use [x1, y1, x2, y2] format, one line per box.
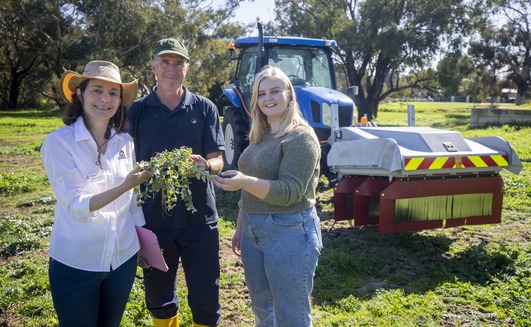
[191, 118, 197, 124]
[118, 150, 127, 159]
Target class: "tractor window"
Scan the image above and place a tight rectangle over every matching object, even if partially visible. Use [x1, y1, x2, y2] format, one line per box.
[267, 47, 333, 88]
[237, 48, 257, 109]
[311, 50, 333, 89]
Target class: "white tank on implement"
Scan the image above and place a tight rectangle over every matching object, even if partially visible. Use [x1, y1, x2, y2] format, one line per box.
[328, 126, 522, 178]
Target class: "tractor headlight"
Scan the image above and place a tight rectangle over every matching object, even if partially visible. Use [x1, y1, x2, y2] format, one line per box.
[322, 102, 331, 127]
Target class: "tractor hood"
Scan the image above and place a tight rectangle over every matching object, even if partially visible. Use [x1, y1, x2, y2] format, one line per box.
[294, 86, 356, 141]
[295, 86, 353, 106]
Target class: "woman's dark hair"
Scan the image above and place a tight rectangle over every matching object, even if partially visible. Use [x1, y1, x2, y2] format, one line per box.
[62, 79, 130, 138]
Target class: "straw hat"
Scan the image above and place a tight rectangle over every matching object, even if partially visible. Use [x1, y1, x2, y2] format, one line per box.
[60, 60, 138, 109]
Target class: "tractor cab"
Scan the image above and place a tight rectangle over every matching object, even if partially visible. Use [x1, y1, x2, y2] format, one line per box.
[231, 36, 337, 112]
[220, 33, 356, 171]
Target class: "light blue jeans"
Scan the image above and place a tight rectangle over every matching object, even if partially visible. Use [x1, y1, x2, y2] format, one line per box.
[240, 206, 323, 327]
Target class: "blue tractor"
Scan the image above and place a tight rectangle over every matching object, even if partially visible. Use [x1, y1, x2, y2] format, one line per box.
[218, 24, 357, 178]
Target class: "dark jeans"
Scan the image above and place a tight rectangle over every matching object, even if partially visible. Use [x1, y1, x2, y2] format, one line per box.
[144, 224, 221, 326]
[49, 254, 137, 327]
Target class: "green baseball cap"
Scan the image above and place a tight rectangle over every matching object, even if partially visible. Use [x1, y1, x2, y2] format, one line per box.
[152, 38, 190, 61]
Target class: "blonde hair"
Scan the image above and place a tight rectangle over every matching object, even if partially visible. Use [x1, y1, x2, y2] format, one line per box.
[248, 66, 309, 143]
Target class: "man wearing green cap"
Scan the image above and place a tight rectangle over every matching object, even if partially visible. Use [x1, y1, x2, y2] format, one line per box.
[128, 37, 224, 327]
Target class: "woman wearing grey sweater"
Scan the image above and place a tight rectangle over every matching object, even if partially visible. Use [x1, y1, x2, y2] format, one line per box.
[213, 66, 322, 327]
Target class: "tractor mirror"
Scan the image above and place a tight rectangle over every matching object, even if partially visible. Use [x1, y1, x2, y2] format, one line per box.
[347, 85, 358, 96]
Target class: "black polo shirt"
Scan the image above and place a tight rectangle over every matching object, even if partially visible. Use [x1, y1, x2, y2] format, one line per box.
[128, 87, 225, 228]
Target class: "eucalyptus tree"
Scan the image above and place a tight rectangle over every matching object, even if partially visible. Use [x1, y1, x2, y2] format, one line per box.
[0, 0, 79, 109]
[70, 0, 166, 94]
[60, 0, 248, 100]
[273, 0, 481, 119]
[437, 52, 474, 98]
[0, 0, 248, 110]
[468, 24, 507, 103]
[469, 0, 531, 104]
[166, 0, 249, 99]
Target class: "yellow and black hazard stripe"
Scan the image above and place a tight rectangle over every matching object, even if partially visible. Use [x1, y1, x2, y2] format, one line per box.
[404, 154, 509, 171]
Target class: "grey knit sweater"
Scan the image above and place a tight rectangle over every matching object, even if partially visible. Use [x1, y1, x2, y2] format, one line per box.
[238, 124, 321, 214]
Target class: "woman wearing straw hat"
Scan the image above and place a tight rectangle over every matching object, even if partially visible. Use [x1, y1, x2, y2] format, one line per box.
[41, 60, 151, 327]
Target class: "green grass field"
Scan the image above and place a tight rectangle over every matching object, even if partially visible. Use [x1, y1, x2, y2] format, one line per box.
[1, 102, 530, 326]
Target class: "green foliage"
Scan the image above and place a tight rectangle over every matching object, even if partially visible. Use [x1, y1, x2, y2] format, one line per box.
[137, 147, 211, 214]
[0, 143, 41, 156]
[317, 290, 445, 326]
[17, 294, 57, 327]
[0, 1, 246, 110]
[468, 0, 531, 105]
[502, 174, 531, 211]
[121, 277, 152, 327]
[215, 190, 241, 226]
[275, 0, 476, 119]
[438, 52, 475, 97]
[0, 214, 52, 258]
[0, 173, 49, 196]
[0, 254, 50, 311]
[435, 244, 531, 325]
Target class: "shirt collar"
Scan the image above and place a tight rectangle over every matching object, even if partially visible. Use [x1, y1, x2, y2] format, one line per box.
[181, 86, 194, 106]
[74, 116, 92, 143]
[73, 116, 121, 144]
[146, 86, 194, 111]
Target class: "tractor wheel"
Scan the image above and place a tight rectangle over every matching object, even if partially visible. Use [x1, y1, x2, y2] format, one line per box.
[222, 107, 249, 170]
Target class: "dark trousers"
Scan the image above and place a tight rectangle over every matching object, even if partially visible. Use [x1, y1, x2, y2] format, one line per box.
[144, 224, 221, 326]
[49, 254, 137, 327]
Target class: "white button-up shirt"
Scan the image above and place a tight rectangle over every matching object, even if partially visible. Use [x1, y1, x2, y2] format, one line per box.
[41, 117, 145, 272]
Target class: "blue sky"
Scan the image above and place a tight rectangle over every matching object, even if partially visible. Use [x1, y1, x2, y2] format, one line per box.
[213, 0, 275, 27]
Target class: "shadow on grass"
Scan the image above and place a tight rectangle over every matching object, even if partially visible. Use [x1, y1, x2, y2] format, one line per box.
[215, 189, 241, 224]
[313, 223, 516, 305]
[431, 113, 470, 129]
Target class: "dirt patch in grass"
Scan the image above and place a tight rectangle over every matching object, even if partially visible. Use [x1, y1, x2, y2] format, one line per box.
[0, 155, 44, 175]
[0, 309, 25, 327]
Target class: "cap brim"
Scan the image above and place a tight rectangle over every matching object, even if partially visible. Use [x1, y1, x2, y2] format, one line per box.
[153, 50, 190, 61]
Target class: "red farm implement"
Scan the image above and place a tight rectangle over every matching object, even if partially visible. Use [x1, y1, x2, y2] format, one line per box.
[327, 122, 522, 233]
